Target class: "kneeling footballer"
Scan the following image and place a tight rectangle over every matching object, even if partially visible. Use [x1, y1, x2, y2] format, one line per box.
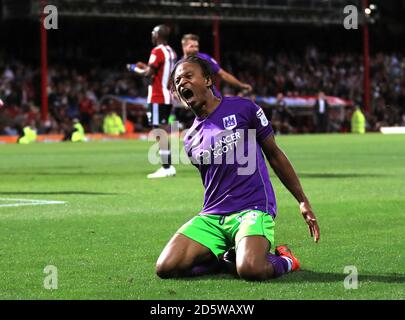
[156, 56, 320, 281]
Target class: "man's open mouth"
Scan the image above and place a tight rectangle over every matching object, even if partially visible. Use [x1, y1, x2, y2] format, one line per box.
[181, 88, 194, 101]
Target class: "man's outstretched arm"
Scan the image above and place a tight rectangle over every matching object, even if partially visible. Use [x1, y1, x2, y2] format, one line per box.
[260, 134, 320, 242]
[217, 68, 252, 93]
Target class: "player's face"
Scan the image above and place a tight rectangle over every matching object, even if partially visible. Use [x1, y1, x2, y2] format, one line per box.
[151, 28, 159, 45]
[183, 40, 199, 56]
[174, 62, 211, 110]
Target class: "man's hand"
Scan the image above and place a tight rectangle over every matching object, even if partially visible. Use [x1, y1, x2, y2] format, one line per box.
[299, 202, 320, 243]
[126, 62, 150, 76]
[135, 62, 147, 69]
[241, 83, 253, 93]
[127, 62, 147, 71]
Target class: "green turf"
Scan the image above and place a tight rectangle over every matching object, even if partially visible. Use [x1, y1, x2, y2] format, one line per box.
[0, 134, 404, 299]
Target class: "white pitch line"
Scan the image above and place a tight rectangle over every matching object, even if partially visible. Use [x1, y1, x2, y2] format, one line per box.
[0, 198, 65, 202]
[0, 198, 66, 208]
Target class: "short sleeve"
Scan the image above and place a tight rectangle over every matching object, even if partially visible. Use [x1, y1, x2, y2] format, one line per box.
[198, 53, 221, 74]
[148, 48, 164, 69]
[208, 56, 221, 74]
[248, 101, 273, 141]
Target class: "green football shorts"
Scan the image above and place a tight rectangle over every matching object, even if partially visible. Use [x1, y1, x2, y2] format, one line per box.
[177, 210, 275, 257]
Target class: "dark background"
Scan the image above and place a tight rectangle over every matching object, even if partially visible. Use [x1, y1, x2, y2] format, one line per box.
[0, 0, 404, 68]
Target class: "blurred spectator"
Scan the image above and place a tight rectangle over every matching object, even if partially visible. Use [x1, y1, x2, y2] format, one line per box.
[63, 118, 86, 142]
[351, 106, 366, 134]
[17, 123, 37, 144]
[103, 110, 125, 135]
[79, 92, 95, 132]
[272, 93, 294, 134]
[313, 91, 330, 133]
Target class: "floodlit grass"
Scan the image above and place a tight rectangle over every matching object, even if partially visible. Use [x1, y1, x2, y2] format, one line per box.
[0, 133, 404, 299]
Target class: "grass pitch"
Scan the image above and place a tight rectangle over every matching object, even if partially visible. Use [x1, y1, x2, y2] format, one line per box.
[0, 133, 404, 300]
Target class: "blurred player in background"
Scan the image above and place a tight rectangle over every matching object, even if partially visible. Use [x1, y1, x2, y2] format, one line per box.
[127, 25, 177, 178]
[181, 34, 252, 95]
[156, 56, 320, 281]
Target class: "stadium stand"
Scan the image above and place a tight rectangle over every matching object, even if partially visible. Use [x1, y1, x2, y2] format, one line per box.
[1, 0, 404, 139]
[1, 49, 404, 136]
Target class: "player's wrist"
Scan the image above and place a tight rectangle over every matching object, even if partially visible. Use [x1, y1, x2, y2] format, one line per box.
[298, 198, 311, 207]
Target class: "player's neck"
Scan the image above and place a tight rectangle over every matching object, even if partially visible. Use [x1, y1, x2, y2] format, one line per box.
[194, 94, 221, 119]
[156, 40, 167, 46]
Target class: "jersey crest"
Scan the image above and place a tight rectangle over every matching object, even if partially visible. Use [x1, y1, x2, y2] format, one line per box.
[222, 114, 237, 130]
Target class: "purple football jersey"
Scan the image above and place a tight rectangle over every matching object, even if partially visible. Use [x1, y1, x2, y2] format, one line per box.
[184, 96, 277, 218]
[197, 52, 221, 74]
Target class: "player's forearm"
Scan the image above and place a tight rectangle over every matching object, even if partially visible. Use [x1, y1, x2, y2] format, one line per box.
[220, 71, 245, 89]
[268, 149, 309, 204]
[136, 67, 151, 77]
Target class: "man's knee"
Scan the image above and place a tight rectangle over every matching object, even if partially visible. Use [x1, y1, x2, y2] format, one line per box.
[155, 233, 213, 279]
[155, 257, 192, 279]
[155, 260, 175, 279]
[236, 259, 273, 281]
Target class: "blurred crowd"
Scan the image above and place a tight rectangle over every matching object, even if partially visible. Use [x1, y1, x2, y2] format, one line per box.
[1, 47, 404, 135]
[222, 47, 405, 131]
[0, 62, 149, 136]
